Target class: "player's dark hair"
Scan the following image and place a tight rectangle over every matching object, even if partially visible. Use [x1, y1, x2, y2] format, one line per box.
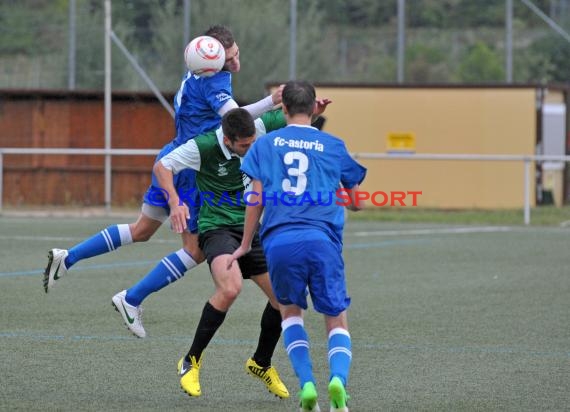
[204, 25, 235, 49]
[282, 80, 316, 117]
[222, 108, 255, 142]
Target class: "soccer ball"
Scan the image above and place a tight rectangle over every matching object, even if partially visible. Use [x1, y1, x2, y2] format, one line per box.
[184, 35, 225, 77]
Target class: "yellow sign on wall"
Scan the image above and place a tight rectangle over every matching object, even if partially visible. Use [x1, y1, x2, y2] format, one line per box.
[387, 132, 416, 153]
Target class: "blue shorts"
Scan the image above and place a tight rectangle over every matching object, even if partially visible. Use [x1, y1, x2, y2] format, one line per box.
[263, 228, 350, 316]
[143, 141, 199, 233]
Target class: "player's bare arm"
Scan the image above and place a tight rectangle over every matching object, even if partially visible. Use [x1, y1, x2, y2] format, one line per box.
[346, 183, 364, 211]
[218, 84, 285, 118]
[153, 161, 189, 233]
[227, 179, 264, 269]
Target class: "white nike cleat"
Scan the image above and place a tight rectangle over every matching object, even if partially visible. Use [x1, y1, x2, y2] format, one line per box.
[43, 248, 69, 293]
[111, 290, 146, 338]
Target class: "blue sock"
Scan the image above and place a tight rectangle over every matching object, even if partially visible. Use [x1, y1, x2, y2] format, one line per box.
[125, 249, 197, 306]
[328, 328, 352, 386]
[65, 224, 132, 268]
[282, 317, 314, 388]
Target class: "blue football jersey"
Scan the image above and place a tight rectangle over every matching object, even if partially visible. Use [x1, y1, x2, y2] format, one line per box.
[241, 125, 367, 243]
[173, 70, 233, 146]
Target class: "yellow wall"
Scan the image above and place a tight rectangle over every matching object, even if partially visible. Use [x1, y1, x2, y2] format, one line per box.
[314, 87, 537, 209]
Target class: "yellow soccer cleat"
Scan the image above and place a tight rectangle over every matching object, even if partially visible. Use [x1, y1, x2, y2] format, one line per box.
[178, 355, 202, 397]
[245, 357, 290, 399]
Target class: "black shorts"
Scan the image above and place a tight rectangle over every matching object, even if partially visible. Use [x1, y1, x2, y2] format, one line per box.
[198, 227, 267, 279]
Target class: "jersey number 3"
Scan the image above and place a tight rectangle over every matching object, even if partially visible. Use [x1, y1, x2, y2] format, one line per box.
[282, 151, 308, 195]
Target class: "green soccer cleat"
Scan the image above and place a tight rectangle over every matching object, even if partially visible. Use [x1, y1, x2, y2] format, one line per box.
[179, 355, 202, 397]
[328, 376, 349, 412]
[299, 381, 320, 412]
[245, 357, 290, 398]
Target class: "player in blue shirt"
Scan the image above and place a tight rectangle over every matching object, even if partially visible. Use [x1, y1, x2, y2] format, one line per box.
[43, 26, 282, 340]
[229, 80, 366, 412]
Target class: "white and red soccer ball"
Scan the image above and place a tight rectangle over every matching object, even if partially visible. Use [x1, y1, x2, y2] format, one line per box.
[184, 35, 225, 77]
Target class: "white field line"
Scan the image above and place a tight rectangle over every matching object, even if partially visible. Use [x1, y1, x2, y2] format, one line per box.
[1, 226, 567, 244]
[346, 226, 514, 237]
[0, 235, 179, 243]
[0, 227, 511, 242]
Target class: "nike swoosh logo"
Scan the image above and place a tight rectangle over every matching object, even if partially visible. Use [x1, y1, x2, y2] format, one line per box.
[121, 301, 135, 324]
[180, 364, 188, 375]
[53, 261, 62, 280]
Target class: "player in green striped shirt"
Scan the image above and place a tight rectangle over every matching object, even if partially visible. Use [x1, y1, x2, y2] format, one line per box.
[157, 108, 288, 399]
[162, 108, 285, 233]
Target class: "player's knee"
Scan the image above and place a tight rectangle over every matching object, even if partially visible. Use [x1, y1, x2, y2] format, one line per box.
[218, 283, 241, 304]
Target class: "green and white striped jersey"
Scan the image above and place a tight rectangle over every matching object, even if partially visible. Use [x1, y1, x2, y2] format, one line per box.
[160, 109, 285, 233]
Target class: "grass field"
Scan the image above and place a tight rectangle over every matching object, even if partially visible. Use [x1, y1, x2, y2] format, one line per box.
[351, 205, 570, 226]
[1, 214, 569, 411]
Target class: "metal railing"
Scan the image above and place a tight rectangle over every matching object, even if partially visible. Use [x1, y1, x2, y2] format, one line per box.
[0, 148, 569, 224]
[352, 153, 570, 224]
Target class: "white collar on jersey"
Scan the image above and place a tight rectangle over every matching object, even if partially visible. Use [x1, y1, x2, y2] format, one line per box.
[216, 127, 233, 160]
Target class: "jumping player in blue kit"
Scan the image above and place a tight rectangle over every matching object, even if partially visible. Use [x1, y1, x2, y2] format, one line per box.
[229, 80, 367, 412]
[43, 25, 283, 341]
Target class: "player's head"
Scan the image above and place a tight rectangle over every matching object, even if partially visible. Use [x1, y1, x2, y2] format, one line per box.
[282, 80, 316, 117]
[205, 25, 240, 73]
[221, 108, 256, 156]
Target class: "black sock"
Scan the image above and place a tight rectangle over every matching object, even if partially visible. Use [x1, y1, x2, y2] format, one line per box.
[252, 301, 282, 367]
[186, 301, 226, 361]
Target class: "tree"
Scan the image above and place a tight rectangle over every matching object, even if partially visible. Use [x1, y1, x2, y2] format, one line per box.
[525, 33, 570, 82]
[456, 41, 504, 82]
[0, 0, 67, 55]
[406, 42, 449, 82]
